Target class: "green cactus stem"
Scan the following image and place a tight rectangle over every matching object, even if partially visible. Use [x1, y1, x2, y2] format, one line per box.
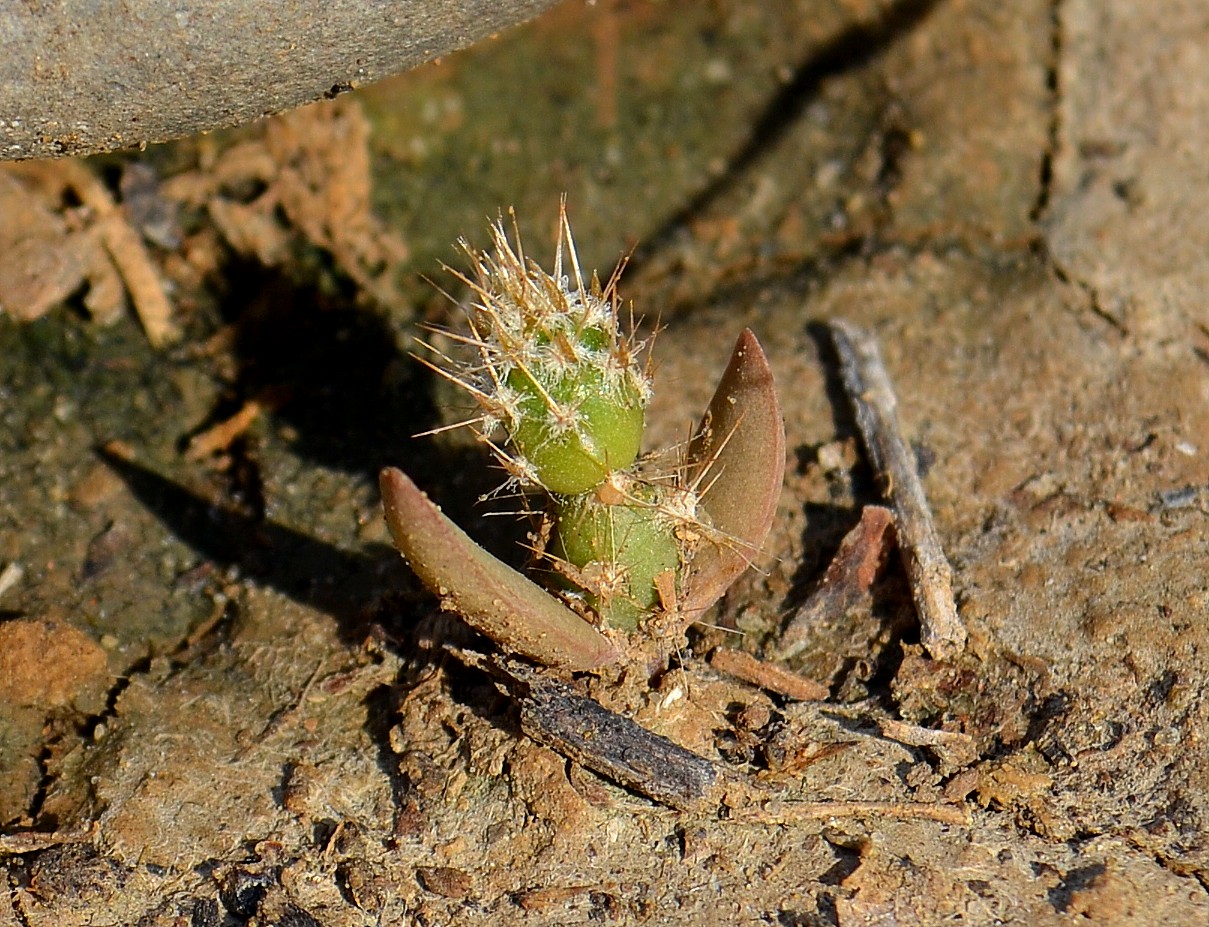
[504, 357, 645, 496]
[551, 478, 686, 631]
[449, 208, 652, 495]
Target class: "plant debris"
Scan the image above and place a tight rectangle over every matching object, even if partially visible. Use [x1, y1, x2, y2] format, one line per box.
[829, 320, 966, 661]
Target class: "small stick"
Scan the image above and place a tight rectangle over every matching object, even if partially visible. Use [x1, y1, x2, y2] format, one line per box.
[828, 321, 966, 661]
[731, 799, 969, 826]
[185, 398, 265, 460]
[57, 160, 182, 347]
[710, 647, 828, 701]
[876, 718, 978, 770]
[517, 671, 719, 812]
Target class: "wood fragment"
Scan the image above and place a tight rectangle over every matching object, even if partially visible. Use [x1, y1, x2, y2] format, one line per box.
[98, 213, 182, 348]
[0, 825, 95, 856]
[777, 504, 895, 660]
[492, 661, 718, 811]
[732, 799, 969, 826]
[185, 399, 265, 460]
[828, 321, 966, 661]
[941, 768, 980, 803]
[520, 677, 719, 811]
[876, 718, 978, 770]
[514, 884, 607, 912]
[710, 647, 828, 702]
[876, 718, 975, 751]
[416, 866, 472, 899]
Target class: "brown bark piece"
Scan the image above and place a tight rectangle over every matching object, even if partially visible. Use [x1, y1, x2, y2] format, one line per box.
[416, 866, 472, 899]
[515, 671, 719, 811]
[777, 504, 895, 661]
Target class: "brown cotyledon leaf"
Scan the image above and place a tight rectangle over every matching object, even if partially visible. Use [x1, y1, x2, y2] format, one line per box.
[379, 467, 618, 671]
[678, 328, 786, 621]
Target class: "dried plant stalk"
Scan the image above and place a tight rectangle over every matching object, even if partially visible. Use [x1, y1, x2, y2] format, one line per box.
[828, 320, 966, 661]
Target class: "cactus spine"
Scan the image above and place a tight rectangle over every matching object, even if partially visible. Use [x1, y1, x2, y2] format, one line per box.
[437, 207, 700, 630]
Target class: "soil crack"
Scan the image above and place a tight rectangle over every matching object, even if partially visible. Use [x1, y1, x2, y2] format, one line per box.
[1030, 0, 1064, 222]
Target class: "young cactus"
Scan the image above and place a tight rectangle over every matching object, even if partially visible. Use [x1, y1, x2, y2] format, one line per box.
[551, 474, 686, 631]
[428, 207, 700, 629]
[382, 205, 785, 669]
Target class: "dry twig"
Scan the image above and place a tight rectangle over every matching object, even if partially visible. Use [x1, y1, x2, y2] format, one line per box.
[710, 646, 829, 702]
[731, 799, 969, 826]
[876, 717, 978, 770]
[58, 160, 181, 347]
[828, 320, 966, 661]
[184, 398, 266, 461]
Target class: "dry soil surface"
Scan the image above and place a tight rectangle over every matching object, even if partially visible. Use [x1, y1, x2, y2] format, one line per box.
[1, 1, 1208, 924]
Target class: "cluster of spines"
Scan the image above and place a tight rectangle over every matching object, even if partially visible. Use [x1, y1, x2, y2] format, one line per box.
[425, 206, 707, 629]
[441, 208, 652, 496]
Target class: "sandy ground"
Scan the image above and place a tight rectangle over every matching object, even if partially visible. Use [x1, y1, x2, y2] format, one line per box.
[2, 1, 1208, 923]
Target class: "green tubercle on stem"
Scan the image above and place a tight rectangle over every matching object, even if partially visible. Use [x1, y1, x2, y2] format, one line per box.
[552, 478, 686, 631]
[506, 362, 645, 495]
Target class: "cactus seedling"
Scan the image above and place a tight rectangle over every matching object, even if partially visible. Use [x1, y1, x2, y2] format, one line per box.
[381, 206, 784, 670]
